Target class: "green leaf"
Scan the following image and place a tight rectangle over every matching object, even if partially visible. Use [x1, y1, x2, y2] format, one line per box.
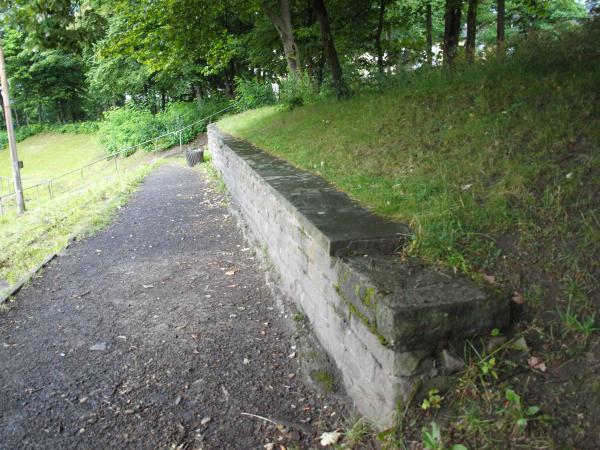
[451, 445, 469, 450]
[527, 406, 540, 416]
[511, 336, 529, 352]
[421, 429, 436, 449]
[516, 417, 528, 428]
[505, 388, 521, 405]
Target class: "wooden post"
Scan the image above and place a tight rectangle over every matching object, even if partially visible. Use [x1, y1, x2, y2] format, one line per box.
[0, 37, 25, 213]
[497, 0, 505, 54]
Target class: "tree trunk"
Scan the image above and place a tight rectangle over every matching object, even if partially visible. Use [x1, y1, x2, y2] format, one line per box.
[466, 0, 478, 61]
[161, 90, 166, 112]
[375, 0, 386, 73]
[224, 60, 236, 98]
[311, 0, 348, 97]
[13, 108, 19, 127]
[262, 0, 301, 75]
[426, 2, 433, 65]
[194, 85, 203, 105]
[497, 0, 505, 54]
[443, 0, 463, 65]
[57, 100, 64, 124]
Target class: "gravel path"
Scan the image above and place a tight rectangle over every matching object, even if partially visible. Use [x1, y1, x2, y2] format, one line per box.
[0, 164, 346, 449]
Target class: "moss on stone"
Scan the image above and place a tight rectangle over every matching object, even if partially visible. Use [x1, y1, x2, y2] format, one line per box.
[363, 287, 376, 307]
[335, 281, 391, 348]
[354, 283, 362, 299]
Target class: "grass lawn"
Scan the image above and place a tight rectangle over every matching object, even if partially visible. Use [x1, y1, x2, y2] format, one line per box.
[0, 133, 104, 189]
[0, 133, 165, 291]
[218, 26, 600, 449]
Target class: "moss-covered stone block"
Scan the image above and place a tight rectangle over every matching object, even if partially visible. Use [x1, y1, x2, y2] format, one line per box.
[336, 255, 509, 351]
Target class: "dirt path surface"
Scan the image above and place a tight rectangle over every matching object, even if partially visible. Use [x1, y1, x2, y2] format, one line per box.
[0, 164, 346, 450]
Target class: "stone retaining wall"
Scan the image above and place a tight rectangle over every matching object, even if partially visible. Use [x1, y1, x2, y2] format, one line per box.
[208, 124, 509, 426]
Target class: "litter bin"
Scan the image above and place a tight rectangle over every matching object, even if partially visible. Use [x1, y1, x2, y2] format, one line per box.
[185, 148, 204, 167]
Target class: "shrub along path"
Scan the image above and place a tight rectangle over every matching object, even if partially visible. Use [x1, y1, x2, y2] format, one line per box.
[0, 164, 346, 449]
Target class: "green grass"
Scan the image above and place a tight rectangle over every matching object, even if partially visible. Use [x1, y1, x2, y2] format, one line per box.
[0, 156, 161, 290]
[0, 133, 104, 188]
[219, 23, 600, 449]
[0, 132, 163, 291]
[218, 25, 600, 294]
[219, 74, 599, 280]
[310, 369, 336, 393]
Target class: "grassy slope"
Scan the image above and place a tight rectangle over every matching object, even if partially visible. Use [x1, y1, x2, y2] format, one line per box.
[219, 25, 600, 449]
[0, 133, 104, 187]
[0, 133, 163, 288]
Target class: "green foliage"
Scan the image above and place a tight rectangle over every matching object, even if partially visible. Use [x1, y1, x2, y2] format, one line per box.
[234, 78, 276, 112]
[421, 388, 443, 411]
[479, 357, 498, 380]
[220, 21, 600, 286]
[2, 27, 87, 124]
[0, 153, 162, 288]
[422, 422, 468, 450]
[1, 0, 592, 128]
[344, 417, 373, 449]
[559, 300, 599, 347]
[310, 369, 336, 392]
[278, 73, 319, 109]
[98, 99, 230, 155]
[99, 107, 163, 155]
[292, 312, 306, 321]
[501, 389, 542, 433]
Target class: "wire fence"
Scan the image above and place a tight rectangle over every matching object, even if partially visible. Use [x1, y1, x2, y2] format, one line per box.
[0, 105, 232, 217]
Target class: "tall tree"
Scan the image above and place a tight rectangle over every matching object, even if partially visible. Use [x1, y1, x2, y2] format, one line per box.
[443, 0, 463, 64]
[497, 0, 505, 53]
[465, 0, 478, 61]
[261, 0, 301, 75]
[426, 1, 433, 65]
[311, 0, 348, 97]
[375, 0, 387, 73]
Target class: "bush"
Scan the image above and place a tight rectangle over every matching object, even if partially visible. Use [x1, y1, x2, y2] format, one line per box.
[99, 107, 164, 155]
[278, 73, 318, 109]
[234, 78, 276, 112]
[98, 97, 231, 155]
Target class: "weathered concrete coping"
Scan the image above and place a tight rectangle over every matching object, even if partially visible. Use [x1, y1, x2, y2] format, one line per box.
[337, 255, 509, 351]
[213, 127, 411, 256]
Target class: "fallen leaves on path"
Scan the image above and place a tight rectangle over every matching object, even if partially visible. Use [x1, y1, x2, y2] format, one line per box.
[528, 356, 547, 372]
[319, 430, 342, 446]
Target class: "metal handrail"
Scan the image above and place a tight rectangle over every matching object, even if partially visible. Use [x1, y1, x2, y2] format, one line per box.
[0, 105, 233, 211]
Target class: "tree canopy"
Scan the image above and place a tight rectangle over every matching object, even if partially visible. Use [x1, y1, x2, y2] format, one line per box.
[0, 0, 591, 125]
